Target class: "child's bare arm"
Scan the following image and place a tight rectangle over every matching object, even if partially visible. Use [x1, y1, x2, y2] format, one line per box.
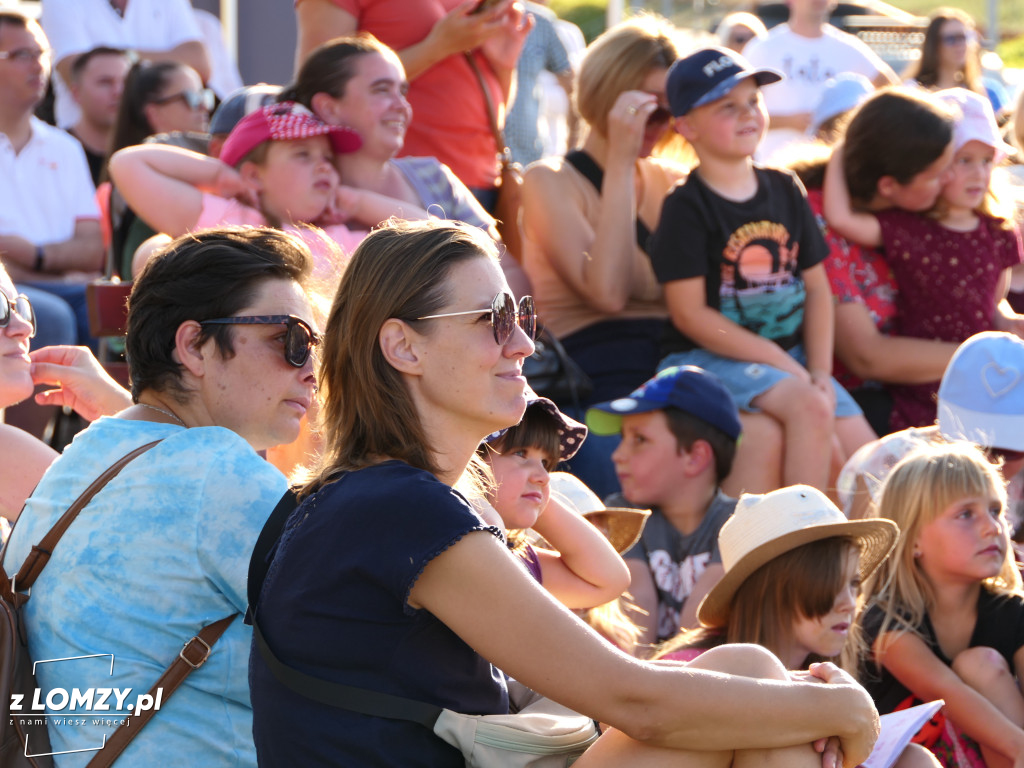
[993, 268, 1024, 338]
[328, 185, 432, 228]
[532, 494, 631, 610]
[802, 264, 835, 401]
[108, 144, 240, 236]
[664, 277, 810, 381]
[678, 563, 724, 631]
[823, 146, 883, 248]
[876, 630, 1024, 761]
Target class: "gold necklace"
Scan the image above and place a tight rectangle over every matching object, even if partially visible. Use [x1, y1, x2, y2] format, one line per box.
[138, 403, 186, 427]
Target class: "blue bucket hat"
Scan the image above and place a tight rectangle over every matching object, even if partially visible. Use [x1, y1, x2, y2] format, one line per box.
[586, 365, 742, 440]
[667, 46, 781, 117]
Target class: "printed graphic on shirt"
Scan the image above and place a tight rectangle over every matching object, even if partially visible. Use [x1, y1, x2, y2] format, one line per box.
[649, 549, 711, 640]
[720, 220, 805, 342]
[774, 55, 839, 85]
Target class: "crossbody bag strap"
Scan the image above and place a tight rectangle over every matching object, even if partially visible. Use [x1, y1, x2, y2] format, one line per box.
[3, 440, 162, 599]
[252, 621, 441, 728]
[84, 614, 237, 768]
[564, 149, 652, 253]
[464, 53, 506, 158]
[245, 489, 298, 624]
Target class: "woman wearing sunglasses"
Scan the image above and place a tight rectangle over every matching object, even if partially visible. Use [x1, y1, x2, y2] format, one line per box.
[101, 59, 213, 277]
[249, 218, 879, 768]
[4, 226, 317, 766]
[903, 8, 1009, 118]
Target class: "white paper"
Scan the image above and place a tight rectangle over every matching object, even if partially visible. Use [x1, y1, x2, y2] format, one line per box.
[861, 700, 944, 768]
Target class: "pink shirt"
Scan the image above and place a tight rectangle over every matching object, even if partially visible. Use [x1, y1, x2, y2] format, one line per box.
[197, 193, 365, 283]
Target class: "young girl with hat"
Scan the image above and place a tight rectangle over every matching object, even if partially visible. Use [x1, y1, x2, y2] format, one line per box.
[860, 442, 1024, 768]
[108, 101, 431, 279]
[478, 392, 635, 609]
[655, 485, 941, 767]
[657, 484, 898, 671]
[825, 87, 1024, 431]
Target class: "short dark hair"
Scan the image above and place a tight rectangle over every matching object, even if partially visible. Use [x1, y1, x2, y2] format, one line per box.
[663, 407, 737, 483]
[70, 46, 127, 81]
[125, 226, 312, 402]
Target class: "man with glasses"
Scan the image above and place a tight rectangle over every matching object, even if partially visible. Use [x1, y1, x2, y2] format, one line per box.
[743, 0, 900, 163]
[41, 0, 210, 131]
[0, 11, 101, 352]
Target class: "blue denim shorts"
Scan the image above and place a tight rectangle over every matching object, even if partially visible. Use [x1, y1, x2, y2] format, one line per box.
[658, 345, 863, 418]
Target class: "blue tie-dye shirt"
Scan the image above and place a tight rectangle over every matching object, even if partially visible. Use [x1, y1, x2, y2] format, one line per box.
[4, 417, 285, 767]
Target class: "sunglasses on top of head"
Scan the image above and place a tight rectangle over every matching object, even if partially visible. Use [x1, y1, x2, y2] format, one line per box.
[416, 292, 537, 346]
[0, 292, 36, 338]
[200, 314, 320, 367]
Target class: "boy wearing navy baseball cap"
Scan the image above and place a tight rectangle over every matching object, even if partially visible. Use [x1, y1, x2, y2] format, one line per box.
[586, 365, 742, 647]
[646, 47, 876, 496]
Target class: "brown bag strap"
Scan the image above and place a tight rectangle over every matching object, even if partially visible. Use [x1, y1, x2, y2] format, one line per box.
[3, 440, 162, 600]
[464, 53, 508, 160]
[85, 614, 237, 768]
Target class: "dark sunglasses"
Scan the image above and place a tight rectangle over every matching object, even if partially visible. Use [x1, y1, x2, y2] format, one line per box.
[151, 87, 215, 111]
[200, 314, 320, 367]
[941, 32, 974, 46]
[417, 292, 537, 346]
[0, 292, 36, 338]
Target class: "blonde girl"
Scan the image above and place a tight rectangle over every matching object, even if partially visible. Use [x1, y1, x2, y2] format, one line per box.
[862, 442, 1024, 768]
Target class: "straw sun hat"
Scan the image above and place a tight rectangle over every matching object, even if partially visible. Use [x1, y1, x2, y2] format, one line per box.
[548, 473, 650, 555]
[696, 485, 898, 628]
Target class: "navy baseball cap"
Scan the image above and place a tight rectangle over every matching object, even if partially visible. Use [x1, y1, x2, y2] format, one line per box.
[586, 366, 742, 440]
[667, 46, 781, 117]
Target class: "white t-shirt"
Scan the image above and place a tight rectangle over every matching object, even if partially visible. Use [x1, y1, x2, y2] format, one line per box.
[0, 117, 99, 244]
[41, 0, 203, 128]
[744, 23, 888, 161]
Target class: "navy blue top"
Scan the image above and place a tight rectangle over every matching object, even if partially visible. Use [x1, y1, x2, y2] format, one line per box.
[250, 461, 509, 766]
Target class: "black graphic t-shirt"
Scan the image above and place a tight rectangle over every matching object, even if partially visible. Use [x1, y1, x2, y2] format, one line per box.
[649, 166, 827, 356]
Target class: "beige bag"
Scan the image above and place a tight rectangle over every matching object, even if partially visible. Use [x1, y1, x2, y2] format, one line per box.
[253, 621, 599, 767]
[432, 680, 598, 767]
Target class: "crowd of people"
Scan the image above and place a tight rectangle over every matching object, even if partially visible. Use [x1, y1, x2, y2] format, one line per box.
[4, 0, 1024, 766]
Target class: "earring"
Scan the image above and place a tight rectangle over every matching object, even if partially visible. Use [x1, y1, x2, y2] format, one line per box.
[913, 549, 922, 559]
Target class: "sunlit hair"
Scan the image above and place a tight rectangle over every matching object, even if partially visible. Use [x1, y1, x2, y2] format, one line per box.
[306, 219, 501, 495]
[903, 8, 983, 96]
[281, 32, 394, 107]
[583, 596, 643, 654]
[576, 13, 690, 160]
[930, 142, 1014, 225]
[126, 226, 312, 402]
[843, 88, 955, 206]
[865, 442, 1020, 662]
[656, 537, 864, 671]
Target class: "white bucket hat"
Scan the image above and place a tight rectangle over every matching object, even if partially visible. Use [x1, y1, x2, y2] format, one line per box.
[697, 485, 898, 627]
[548, 473, 650, 555]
